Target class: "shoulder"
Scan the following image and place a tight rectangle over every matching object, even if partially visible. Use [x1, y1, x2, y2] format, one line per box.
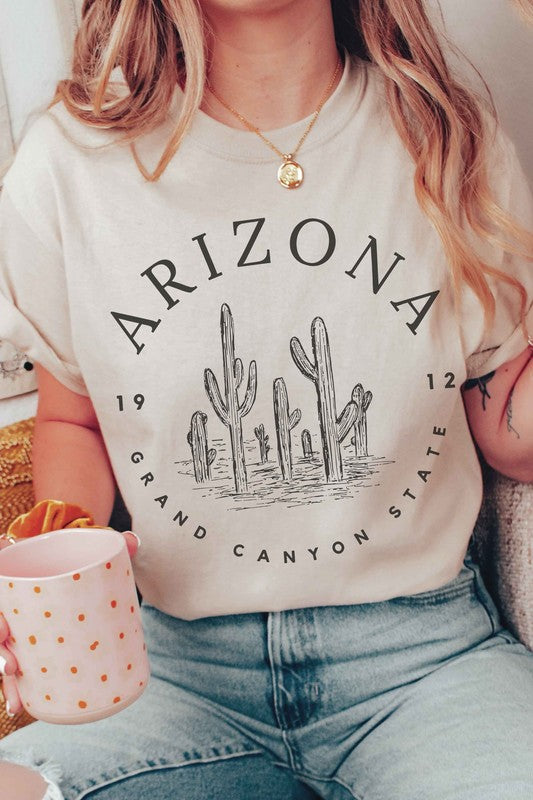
[349, 53, 386, 108]
[342, 53, 397, 148]
[2, 99, 120, 218]
[4, 96, 119, 186]
[470, 107, 531, 236]
[478, 106, 521, 181]
[2, 111, 57, 200]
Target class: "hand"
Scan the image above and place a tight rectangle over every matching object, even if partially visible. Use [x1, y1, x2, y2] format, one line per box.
[87, 529, 140, 560]
[0, 609, 20, 717]
[0, 529, 139, 716]
[114, 530, 140, 560]
[0, 530, 21, 712]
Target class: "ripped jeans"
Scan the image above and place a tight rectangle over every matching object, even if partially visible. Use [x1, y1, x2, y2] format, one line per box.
[1, 550, 533, 800]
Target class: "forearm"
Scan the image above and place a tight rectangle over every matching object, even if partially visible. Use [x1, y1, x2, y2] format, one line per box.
[31, 420, 117, 526]
[501, 350, 533, 432]
[463, 347, 533, 482]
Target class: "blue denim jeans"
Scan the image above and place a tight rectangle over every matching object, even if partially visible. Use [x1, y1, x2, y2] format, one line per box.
[1, 551, 532, 800]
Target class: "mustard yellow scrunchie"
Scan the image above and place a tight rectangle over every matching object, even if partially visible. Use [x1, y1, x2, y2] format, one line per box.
[4, 499, 114, 540]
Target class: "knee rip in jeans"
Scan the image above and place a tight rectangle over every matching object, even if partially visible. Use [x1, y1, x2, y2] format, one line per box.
[1, 747, 65, 799]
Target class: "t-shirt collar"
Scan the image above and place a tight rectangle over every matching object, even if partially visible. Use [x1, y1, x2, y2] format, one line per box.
[169, 49, 367, 163]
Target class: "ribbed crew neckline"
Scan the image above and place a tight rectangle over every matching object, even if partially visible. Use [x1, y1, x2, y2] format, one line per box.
[171, 51, 368, 164]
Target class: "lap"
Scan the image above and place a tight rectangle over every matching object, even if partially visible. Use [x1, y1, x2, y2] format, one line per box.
[332, 636, 533, 800]
[88, 755, 320, 800]
[0, 671, 288, 800]
[2, 560, 531, 800]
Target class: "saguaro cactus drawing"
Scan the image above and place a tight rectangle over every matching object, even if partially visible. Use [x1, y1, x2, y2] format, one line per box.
[351, 384, 373, 457]
[204, 303, 257, 493]
[301, 429, 313, 459]
[254, 423, 271, 463]
[290, 316, 357, 482]
[187, 411, 216, 483]
[273, 377, 301, 480]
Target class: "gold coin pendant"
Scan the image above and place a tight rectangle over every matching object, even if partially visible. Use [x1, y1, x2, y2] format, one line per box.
[278, 159, 303, 189]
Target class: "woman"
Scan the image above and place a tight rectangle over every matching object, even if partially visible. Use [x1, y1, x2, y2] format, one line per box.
[0, 0, 532, 797]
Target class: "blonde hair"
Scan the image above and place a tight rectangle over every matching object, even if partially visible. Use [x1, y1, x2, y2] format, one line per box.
[48, 0, 532, 339]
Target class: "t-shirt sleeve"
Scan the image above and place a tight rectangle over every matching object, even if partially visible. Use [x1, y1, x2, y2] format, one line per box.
[460, 123, 533, 380]
[0, 114, 90, 397]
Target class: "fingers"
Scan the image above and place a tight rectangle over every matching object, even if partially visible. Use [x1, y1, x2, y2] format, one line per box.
[0, 614, 19, 678]
[1, 673, 22, 716]
[122, 531, 140, 559]
[89, 528, 140, 559]
[0, 641, 18, 676]
[0, 613, 21, 715]
[0, 537, 15, 552]
[0, 611, 10, 643]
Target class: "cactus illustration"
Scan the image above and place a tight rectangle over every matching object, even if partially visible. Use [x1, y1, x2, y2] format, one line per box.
[254, 423, 271, 464]
[273, 377, 301, 480]
[350, 384, 373, 457]
[204, 303, 257, 494]
[301, 429, 313, 459]
[290, 317, 357, 482]
[187, 411, 216, 483]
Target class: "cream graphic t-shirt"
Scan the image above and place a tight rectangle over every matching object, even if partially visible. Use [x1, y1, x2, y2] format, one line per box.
[1, 55, 532, 619]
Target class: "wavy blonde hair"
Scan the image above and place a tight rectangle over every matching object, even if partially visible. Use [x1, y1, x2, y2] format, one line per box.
[48, 0, 532, 340]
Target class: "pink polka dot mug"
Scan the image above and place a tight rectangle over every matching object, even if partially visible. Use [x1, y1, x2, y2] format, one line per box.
[0, 528, 150, 724]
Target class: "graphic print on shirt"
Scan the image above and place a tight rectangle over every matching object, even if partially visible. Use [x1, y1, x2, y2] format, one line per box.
[107, 210, 459, 570]
[175, 302, 394, 511]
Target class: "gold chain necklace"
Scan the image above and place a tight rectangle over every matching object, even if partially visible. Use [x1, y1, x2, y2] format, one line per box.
[206, 55, 343, 189]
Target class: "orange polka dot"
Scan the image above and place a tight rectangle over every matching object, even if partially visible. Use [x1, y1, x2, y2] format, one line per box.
[113, 696, 121, 704]
[44, 611, 52, 618]
[110, 600, 117, 608]
[78, 614, 85, 622]
[28, 635, 37, 645]
[100, 674, 107, 682]
[57, 636, 64, 643]
[72, 573, 81, 581]
[105, 562, 112, 570]
[139, 681, 144, 687]
[119, 632, 125, 639]
[130, 606, 134, 614]
[127, 664, 132, 670]
[33, 586, 41, 594]
[8, 582, 13, 589]
[13, 608, 18, 614]
[78, 700, 87, 709]
[90, 641, 99, 651]
[41, 667, 47, 673]
[45, 694, 51, 701]
[70, 666, 78, 674]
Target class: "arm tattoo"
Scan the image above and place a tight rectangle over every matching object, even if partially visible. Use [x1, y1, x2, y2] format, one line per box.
[463, 370, 495, 410]
[505, 387, 520, 438]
